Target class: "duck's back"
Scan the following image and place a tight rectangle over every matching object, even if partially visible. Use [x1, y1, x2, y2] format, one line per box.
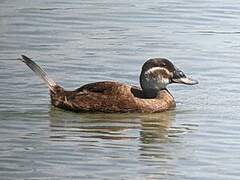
[50, 81, 175, 113]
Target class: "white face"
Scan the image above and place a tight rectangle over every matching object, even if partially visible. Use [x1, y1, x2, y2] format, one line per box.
[142, 67, 172, 90]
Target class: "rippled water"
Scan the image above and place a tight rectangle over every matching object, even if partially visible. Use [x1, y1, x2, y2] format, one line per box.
[1, 0, 240, 179]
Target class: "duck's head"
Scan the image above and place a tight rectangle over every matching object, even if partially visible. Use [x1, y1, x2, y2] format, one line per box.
[140, 58, 198, 98]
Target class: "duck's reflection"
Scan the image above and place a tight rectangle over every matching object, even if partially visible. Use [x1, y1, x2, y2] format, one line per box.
[48, 108, 197, 170]
[48, 107, 178, 143]
[139, 111, 175, 144]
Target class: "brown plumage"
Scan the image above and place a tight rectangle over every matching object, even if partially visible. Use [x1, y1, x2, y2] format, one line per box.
[50, 82, 175, 113]
[19, 55, 198, 113]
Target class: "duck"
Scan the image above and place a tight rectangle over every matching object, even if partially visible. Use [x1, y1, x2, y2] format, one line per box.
[19, 55, 198, 113]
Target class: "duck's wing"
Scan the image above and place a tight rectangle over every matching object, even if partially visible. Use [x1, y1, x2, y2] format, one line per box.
[75, 81, 123, 94]
[53, 81, 136, 112]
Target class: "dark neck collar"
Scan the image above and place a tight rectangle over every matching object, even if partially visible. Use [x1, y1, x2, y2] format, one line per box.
[143, 89, 158, 98]
[143, 88, 173, 99]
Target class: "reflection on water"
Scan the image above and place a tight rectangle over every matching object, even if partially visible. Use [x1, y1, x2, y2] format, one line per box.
[1, 0, 240, 179]
[48, 108, 195, 179]
[49, 108, 194, 143]
[49, 108, 179, 142]
[49, 108, 196, 167]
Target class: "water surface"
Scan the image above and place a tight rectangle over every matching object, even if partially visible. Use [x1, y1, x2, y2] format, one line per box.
[1, 0, 240, 179]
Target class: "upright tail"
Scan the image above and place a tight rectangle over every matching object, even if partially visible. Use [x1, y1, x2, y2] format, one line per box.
[19, 55, 57, 92]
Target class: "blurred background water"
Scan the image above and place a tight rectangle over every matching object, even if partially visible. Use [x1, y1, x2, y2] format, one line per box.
[0, 0, 240, 179]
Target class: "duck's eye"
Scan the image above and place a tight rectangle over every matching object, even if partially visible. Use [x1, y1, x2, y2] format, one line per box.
[179, 71, 185, 77]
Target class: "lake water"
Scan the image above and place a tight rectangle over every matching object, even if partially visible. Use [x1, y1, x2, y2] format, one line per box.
[1, 0, 240, 179]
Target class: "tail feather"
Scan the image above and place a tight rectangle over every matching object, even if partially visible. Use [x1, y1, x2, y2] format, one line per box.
[19, 55, 57, 92]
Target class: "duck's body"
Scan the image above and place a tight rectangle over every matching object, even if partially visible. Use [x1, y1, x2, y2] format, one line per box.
[19, 55, 197, 113]
[51, 82, 175, 113]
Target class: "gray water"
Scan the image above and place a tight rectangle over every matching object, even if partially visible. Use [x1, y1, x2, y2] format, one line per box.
[0, 0, 240, 179]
